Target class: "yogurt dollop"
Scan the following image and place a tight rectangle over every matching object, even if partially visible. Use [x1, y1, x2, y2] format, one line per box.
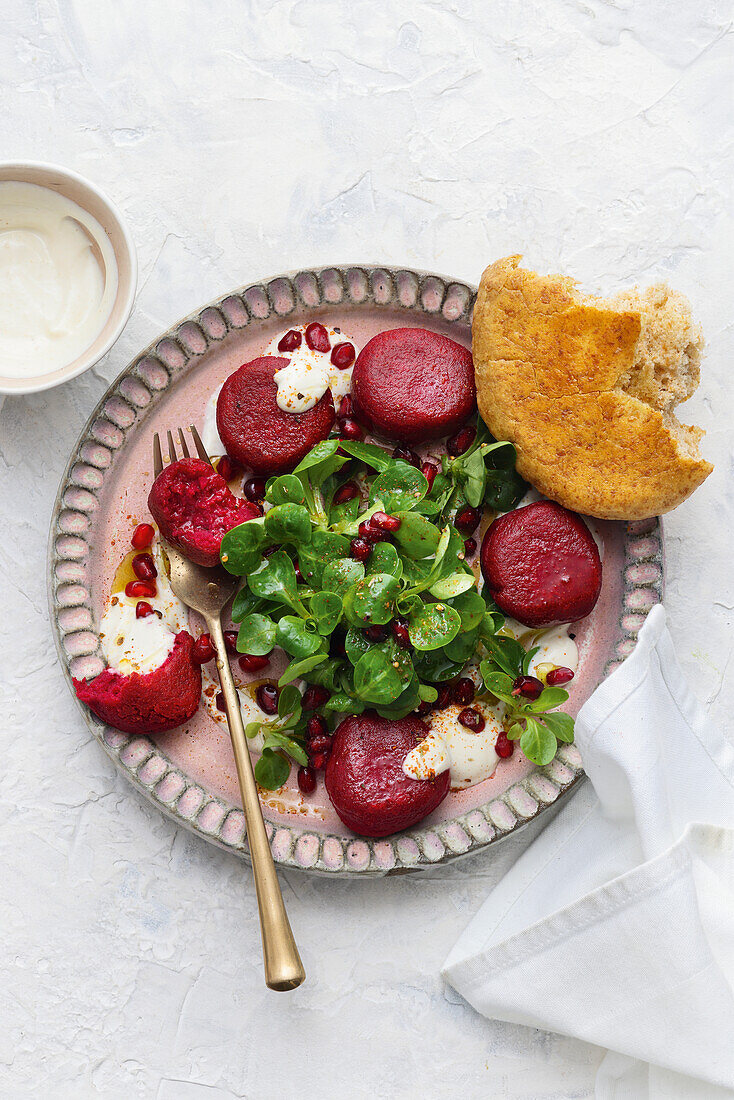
[268, 325, 356, 413]
[402, 728, 451, 781]
[100, 601, 177, 675]
[0, 181, 118, 380]
[99, 539, 189, 675]
[529, 625, 579, 676]
[403, 701, 505, 788]
[501, 619, 580, 677]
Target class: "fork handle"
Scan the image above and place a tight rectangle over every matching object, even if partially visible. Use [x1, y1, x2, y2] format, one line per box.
[207, 617, 305, 991]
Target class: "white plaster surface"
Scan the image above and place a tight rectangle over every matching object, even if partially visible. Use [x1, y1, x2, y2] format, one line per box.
[1, 2, 733, 1097]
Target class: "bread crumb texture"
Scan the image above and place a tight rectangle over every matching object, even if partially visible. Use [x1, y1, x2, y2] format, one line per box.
[472, 255, 712, 520]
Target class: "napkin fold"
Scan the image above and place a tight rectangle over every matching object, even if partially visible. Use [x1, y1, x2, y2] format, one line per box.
[443, 606, 734, 1098]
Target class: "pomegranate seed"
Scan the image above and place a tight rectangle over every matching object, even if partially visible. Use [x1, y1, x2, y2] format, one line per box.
[223, 630, 239, 655]
[215, 692, 226, 712]
[421, 461, 438, 491]
[307, 733, 332, 756]
[243, 476, 267, 502]
[511, 676, 544, 700]
[454, 505, 481, 536]
[135, 601, 154, 619]
[415, 701, 433, 717]
[464, 537, 477, 557]
[132, 552, 157, 582]
[392, 444, 421, 468]
[339, 417, 364, 441]
[458, 707, 485, 733]
[452, 677, 475, 705]
[297, 766, 316, 794]
[546, 666, 575, 686]
[306, 715, 328, 740]
[371, 511, 401, 532]
[131, 523, 154, 550]
[192, 633, 215, 664]
[338, 394, 354, 420]
[294, 560, 304, 584]
[278, 329, 302, 353]
[365, 624, 388, 643]
[302, 685, 330, 711]
[125, 580, 156, 599]
[358, 520, 388, 543]
[310, 751, 329, 771]
[447, 425, 476, 457]
[305, 322, 330, 352]
[350, 537, 372, 562]
[256, 683, 280, 715]
[217, 455, 240, 482]
[333, 481, 359, 504]
[331, 341, 356, 369]
[495, 731, 514, 758]
[391, 618, 411, 649]
[436, 685, 452, 710]
[238, 653, 270, 673]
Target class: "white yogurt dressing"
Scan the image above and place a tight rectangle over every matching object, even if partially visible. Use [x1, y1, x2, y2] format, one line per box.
[100, 602, 177, 675]
[0, 181, 118, 379]
[501, 619, 580, 677]
[403, 701, 505, 789]
[529, 625, 579, 675]
[99, 539, 189, 675]
[268, 325, 356, 413]
[402, 728, 451, 780]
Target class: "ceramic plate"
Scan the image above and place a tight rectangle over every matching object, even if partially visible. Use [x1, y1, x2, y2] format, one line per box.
[48, 265, 664, 875]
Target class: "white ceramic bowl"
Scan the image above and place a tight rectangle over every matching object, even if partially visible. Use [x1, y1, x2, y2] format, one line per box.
[0, 161, 137, 395]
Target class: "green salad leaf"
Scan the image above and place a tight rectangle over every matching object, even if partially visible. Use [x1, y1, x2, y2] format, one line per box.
[236, 613, 277, 656]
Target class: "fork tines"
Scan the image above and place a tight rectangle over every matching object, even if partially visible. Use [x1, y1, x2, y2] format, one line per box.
[153, 424, 213, 478]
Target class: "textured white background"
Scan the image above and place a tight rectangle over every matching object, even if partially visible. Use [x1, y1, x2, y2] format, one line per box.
[1, 2, 733, 1097]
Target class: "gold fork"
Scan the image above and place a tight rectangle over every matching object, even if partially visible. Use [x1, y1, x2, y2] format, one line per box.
[153, 425, 305, 991]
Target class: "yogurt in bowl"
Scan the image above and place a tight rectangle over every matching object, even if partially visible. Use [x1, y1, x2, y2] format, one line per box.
[0, 162, 137, 395]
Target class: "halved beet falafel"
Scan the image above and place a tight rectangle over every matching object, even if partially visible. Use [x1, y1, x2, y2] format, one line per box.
[481, 500, 602, 627]
[74, 631, 201, 734]
[325, 712, 450, 837]
[148, 457, 260, 568]
[351, 328, 475, 442]
[216, 356, 336, 474]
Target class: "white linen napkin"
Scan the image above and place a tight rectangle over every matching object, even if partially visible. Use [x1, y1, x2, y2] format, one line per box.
[443, 605, 734, 1098]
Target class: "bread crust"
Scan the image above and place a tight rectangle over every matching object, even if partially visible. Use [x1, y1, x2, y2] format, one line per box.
[472, 256, 712, 520]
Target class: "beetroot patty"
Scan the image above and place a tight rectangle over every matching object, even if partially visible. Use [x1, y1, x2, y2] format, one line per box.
[148, 457, 260, 568]
[481, 500, 602, 627]
[216, 356, 336, 475]
[74, 632, 201, 734]
[351, 328, 476, 442]
[325, 712, 450, 837]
